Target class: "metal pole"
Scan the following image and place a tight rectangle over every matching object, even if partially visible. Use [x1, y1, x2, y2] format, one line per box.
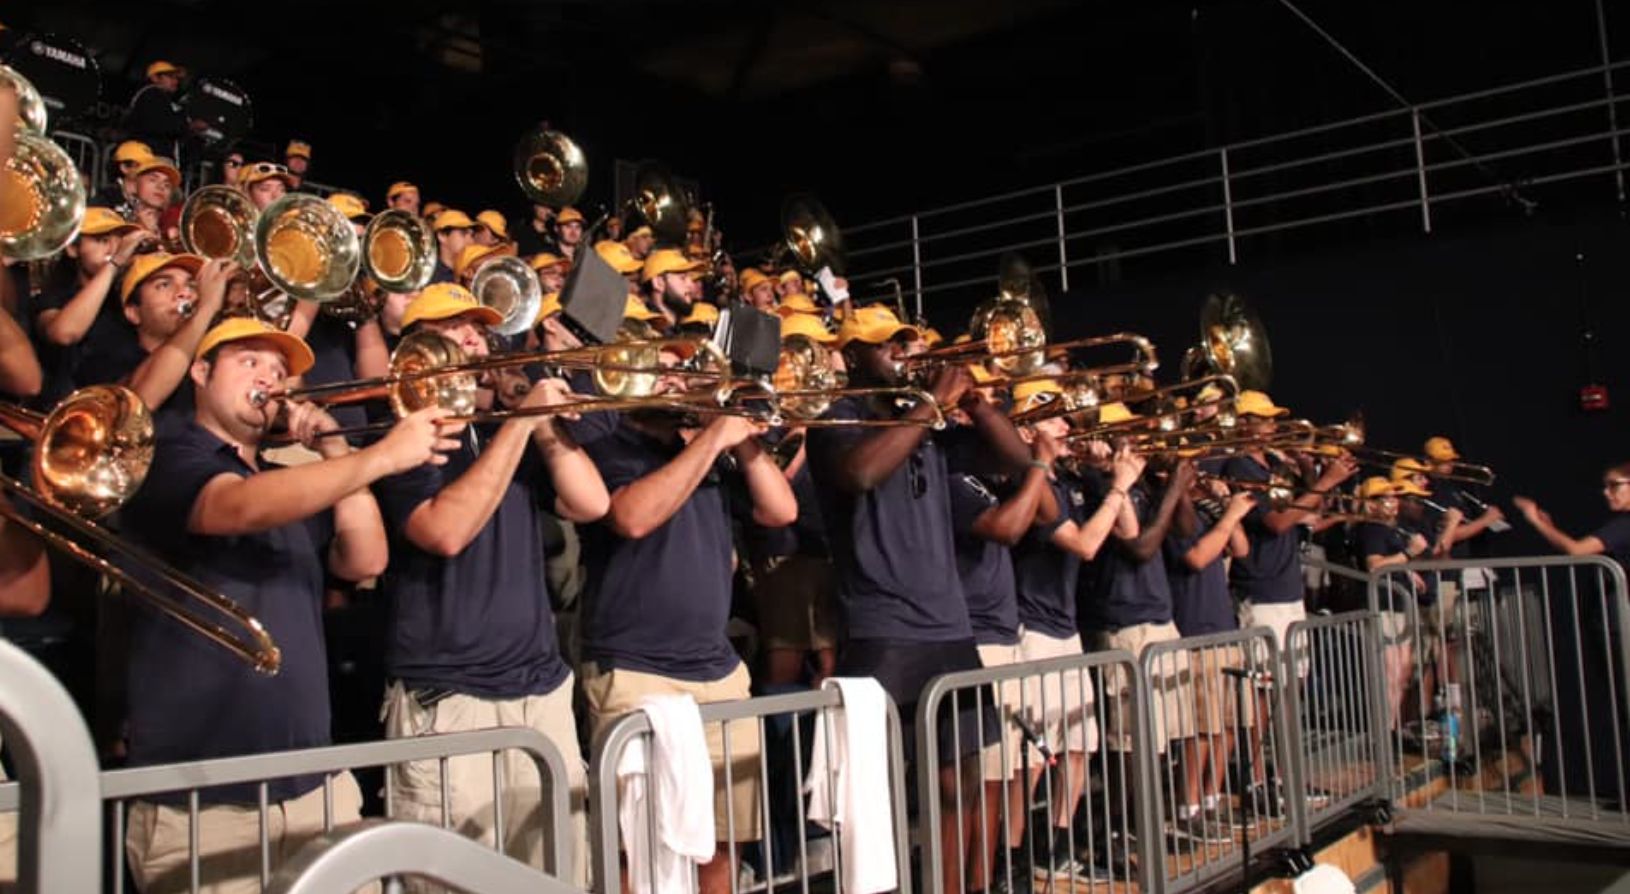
[1411, 109, 1433, 233]
[1054, 184, 1071, 291]
[1220, 147, 1239, 264]
[909, 214, 924, 306]
[1594, 0, 1626, 202]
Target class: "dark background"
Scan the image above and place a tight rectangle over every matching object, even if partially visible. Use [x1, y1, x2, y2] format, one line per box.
[2, 0, 1627, 547]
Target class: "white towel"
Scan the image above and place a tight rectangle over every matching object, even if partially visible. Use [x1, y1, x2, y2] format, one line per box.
[616, 694, 716, 894]
[805, 677, 897, 894]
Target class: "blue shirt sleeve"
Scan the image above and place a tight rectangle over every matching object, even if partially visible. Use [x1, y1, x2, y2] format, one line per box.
[948, 473, 997, 536]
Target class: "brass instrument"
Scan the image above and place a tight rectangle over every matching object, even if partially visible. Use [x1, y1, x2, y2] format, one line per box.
[254, 193, 361, 303]
[1071, 417, 1319, 460]
[1180, 292, 1272, 390]
[778, 194, 846, 276]
[361, 209, 437, 294]
[908, 330, 1157, 388]
[512, 124, 588, 208]
[1062, 374, 1240, 438]
[763, 333, 944, 429]
[0, 65, 86, 262]
[469, 255, 542, 337]
[0, 386, 281, 673]
[180, 185, 259, 268]
[1316, 419, 1496, 486]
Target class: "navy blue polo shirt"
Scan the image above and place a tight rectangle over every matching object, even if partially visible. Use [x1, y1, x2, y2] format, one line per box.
[948, 472, 1020, 646]
[374, 425, 570, 698]
[300, 314, 366, 432]
[429, 262, 455, 285]
[1082, 482, 1175, 630]
[1013, 471, 1096, 638]
[558, 368, 620, 447]
[1164, 514, 1237, 636]
[805, 396, 971, 643]
[1594, 513, 1630, 573]
[1354, 521, 1423, 609]
[1223, 454, 1305, 605]
[743, 460, 828, 564]
[579, 420, 742, 681]
[32, 279, 127, 405]
[121, 420, 333, 804]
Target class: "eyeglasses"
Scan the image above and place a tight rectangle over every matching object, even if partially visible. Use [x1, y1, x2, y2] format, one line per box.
[1604, 480, 1630, 491]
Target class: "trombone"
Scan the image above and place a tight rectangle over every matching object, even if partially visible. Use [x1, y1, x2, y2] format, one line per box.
[1319, 420, 1496, 486]
[0, 386, 281, 673]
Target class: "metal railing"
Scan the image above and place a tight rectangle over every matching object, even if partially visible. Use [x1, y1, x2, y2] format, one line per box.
[1284, 610, 1389, 841]
[0, 727, 574, 893]
[50, 130, 102, 195]
[266, 821, 587, 894]
[917, 649, 1157, 894]
[839, 59, 1630, 310]
[1143, 627, 1298, 893]
[588, 686, 912, 894]
[1370, 556, 1630, 843]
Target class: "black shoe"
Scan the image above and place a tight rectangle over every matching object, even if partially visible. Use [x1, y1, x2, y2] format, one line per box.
[1245, 782, 1286, 821]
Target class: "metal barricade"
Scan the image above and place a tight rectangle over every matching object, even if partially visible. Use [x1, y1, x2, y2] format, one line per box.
[267, 821, 586, 894]
[1372, 556, 1630, 843]
[0, 638, 103, 893]
[0, 728, 574, 893]
[1284, 610, 1389, 841]
[917, 649, 1157, 894]
[49, 130, 101, 193]
[1143, 628, 1299, 893]
[589, 686, 912, 894]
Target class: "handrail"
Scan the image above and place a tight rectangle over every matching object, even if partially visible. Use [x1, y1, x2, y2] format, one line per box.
[266, 821, 586, 894]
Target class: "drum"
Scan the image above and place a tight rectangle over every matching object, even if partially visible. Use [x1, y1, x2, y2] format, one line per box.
[180, 76, 253, 144]
[7, 33, 101, 120]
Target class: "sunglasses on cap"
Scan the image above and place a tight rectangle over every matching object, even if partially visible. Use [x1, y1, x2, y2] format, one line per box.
[1604, 479, 1630, 491]
[245, 162, 289, 178]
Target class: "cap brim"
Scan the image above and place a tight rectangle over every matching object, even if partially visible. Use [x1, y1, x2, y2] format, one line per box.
[81, 221, 140, 237]
[258, 332, 316, 376]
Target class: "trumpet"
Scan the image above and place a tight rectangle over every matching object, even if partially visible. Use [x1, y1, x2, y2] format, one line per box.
[1058, 374, 1240, 438]
[0, 386, 281, 673]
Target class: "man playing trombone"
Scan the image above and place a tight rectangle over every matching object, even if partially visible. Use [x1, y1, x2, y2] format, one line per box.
[371, 283, 610, 889]
[119, 317, 457, 894]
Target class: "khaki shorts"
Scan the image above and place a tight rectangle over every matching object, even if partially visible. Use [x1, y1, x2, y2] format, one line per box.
[1239, 599, 1310, 679]
[1017, 630, 1098, 757]
[752, 555, 839, 652]
[975, 641, 1027, 781]
[1188, 644, 1256, 736]
[125, 772, 371, 894]
[1094, 622, 1189, 752]
[582, 661, 763, 842]
[382, 675, 589, 890]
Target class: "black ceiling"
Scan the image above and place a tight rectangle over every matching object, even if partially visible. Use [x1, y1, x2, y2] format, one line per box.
[4, 1, 1622, 248]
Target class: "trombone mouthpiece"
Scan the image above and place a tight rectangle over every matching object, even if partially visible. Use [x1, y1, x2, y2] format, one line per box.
[247, 389, 271, 408]
[177, 299, 197, 319]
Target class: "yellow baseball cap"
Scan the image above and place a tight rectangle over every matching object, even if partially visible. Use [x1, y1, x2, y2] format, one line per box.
[114, 140, 153, 165]
[402, 282, 503, 330]
[432, 209, 476, 231]
[1358, 476, 1399, 500]
[535, 291, 562, 325]
[285, 140, 312, 160]
[195, 317, 315, 376]
[387, 181, 419, 201]
[120, 252, 204, 303]
[835, 304, 919, 349]
[238, 161, 294, 188]
[1097, 402, 1138, 426]
[130, 154, 181, 189]
[781, 312, 836, 344]
[146, 60, 182, 79]
[421, 201, 445, 220]
[327, 193, 370, 221]
[79, 207, 140, 238]
[556, 206, 585, 225]
[476, 210, 508, 240]
[1196, 382, 1225, 403]
[776, 293, 819, 318]
[680, 302, 720, 328]
[923, 327, 945, 347]
[1424, 436, 1459, 461]
[1012, 378, 1063, 415]
[1390, 456, 1431, 481]
[1392, 478, 1432, 498]
[642, 247, 701, 282]
[625, 224, 653, 240]
[453, 242, 516, 280]
[777, 269, 801, 286]
[595, 240, 644, 274]
[739, 268, 771, 293]
[529, 252, 568, 272]
[623, 295, 662, 323]
[1235, 389, 1289, 418]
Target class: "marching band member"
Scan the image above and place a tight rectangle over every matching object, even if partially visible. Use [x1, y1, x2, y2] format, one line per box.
[373, 284, 609, 888]
[92, 139, 152, 208]
[739, 267, 777, 312]
[578, 340, 796, 894]
[119, 317, 455, 893]
[429, 209, 477, 284]
[530, 251, 569, 296]
[32, 207, 151, 403]
[284, 140, 312, 192]
[640, 247, 703, 329]
[806, 304, 1028, 894]
[1352, 477, 1430, 729]
[474, 209, 509, 248]
[386, 180, 421, 216]
[623, 223, 655, 261]
[238, 161, 295, 211]
[126, 61, 198, 161]
[552, 206, 585, 261]
[126, 153, 180, 233]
